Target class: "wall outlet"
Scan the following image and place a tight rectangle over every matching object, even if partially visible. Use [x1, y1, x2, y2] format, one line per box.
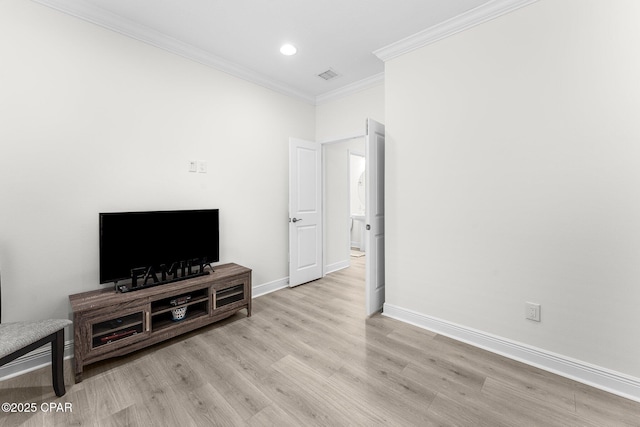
[525, 302, 541, 322]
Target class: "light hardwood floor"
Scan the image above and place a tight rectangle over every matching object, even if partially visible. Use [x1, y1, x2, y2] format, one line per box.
[1, 257, 639, 426]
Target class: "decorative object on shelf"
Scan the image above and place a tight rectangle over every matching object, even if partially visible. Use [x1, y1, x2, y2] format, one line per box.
[100, 329, 138, 343]
[171, 306, 188, 321]
[169, 294, 191, 320]
[170, 295, 191, 306]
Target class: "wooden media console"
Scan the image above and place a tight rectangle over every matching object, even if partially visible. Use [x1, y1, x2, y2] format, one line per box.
[69, 263, 251, 382]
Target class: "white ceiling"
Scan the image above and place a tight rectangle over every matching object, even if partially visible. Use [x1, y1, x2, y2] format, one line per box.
[34, 0, 533, 103]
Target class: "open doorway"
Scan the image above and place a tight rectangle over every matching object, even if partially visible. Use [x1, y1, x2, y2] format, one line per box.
[290, 120, 384, 316]
[349, 151, 366, 257]
[322, 137, 365, 276]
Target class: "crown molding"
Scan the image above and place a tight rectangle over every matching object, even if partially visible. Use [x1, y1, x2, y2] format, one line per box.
[374, 0, 540, 62]
[30, 0, 535, 105]
[315, 72, 384, 106]
[31, 0, 316, 104]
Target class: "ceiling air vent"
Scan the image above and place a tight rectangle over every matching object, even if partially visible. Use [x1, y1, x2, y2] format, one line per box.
[317, 68, 340, 81]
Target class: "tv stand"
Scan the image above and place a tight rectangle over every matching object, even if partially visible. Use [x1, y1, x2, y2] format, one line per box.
[69, 263, 251, 383]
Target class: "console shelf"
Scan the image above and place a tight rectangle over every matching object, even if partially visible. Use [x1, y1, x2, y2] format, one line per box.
[69, 263, 251, 383]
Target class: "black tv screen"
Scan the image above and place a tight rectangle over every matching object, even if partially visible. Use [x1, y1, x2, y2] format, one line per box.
[99, 209, 219, 284]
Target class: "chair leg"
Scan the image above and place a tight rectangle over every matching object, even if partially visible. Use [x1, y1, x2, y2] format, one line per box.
[51, 329, 66, 397]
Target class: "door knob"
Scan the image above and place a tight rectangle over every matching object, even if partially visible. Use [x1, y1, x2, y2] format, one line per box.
[292, 218, 303, 223]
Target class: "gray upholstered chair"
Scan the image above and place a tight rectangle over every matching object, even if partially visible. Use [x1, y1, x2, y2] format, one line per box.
[0, 273, 72, 397]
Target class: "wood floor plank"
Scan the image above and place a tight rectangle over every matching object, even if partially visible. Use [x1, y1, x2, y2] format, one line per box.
[426, 391, 511, 427]
[2, 256, 639, 425]
[327, 360, 438, 425]
[430, 333, 579, 412]
[181, 337, 274, 421]
[480, 377, 601, 427]
[97, 404, 139, 427]
[270, 354, 389, 425]
[574, 382, 640, 426]
[245, 403, 299, 427]
[179, 382, 247, 427]
[402, 361, 486, 400]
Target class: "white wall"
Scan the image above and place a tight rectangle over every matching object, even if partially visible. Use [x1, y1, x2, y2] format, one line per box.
[350, 154, 366, 248]
[316, 84, 385, 141]
[350, 153, 366, 216]
[323, 138, 365, 271]
[316, 85, 384, 271]
[0, 1, 315, 322]
[386, 0, 640, 379]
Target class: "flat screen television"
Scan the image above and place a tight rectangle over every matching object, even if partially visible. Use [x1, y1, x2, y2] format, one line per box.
[99, 209, 219, 289]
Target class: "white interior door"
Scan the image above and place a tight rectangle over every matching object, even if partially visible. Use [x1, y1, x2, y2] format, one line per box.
[365, 119, 385, 315]
[289, 138, 323, 287]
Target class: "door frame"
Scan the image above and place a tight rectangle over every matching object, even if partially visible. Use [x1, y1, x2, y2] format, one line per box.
[290, 126, 384, 314]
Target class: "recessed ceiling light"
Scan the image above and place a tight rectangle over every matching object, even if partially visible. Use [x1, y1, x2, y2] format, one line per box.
[280, 44, 297, 56]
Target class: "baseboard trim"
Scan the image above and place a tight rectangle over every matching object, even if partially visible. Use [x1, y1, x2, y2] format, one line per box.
[252, 277, 289, 298]
[0, 340, 74, 381]
[324, 260, 350, 275]
[383, 303, 640, 403]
